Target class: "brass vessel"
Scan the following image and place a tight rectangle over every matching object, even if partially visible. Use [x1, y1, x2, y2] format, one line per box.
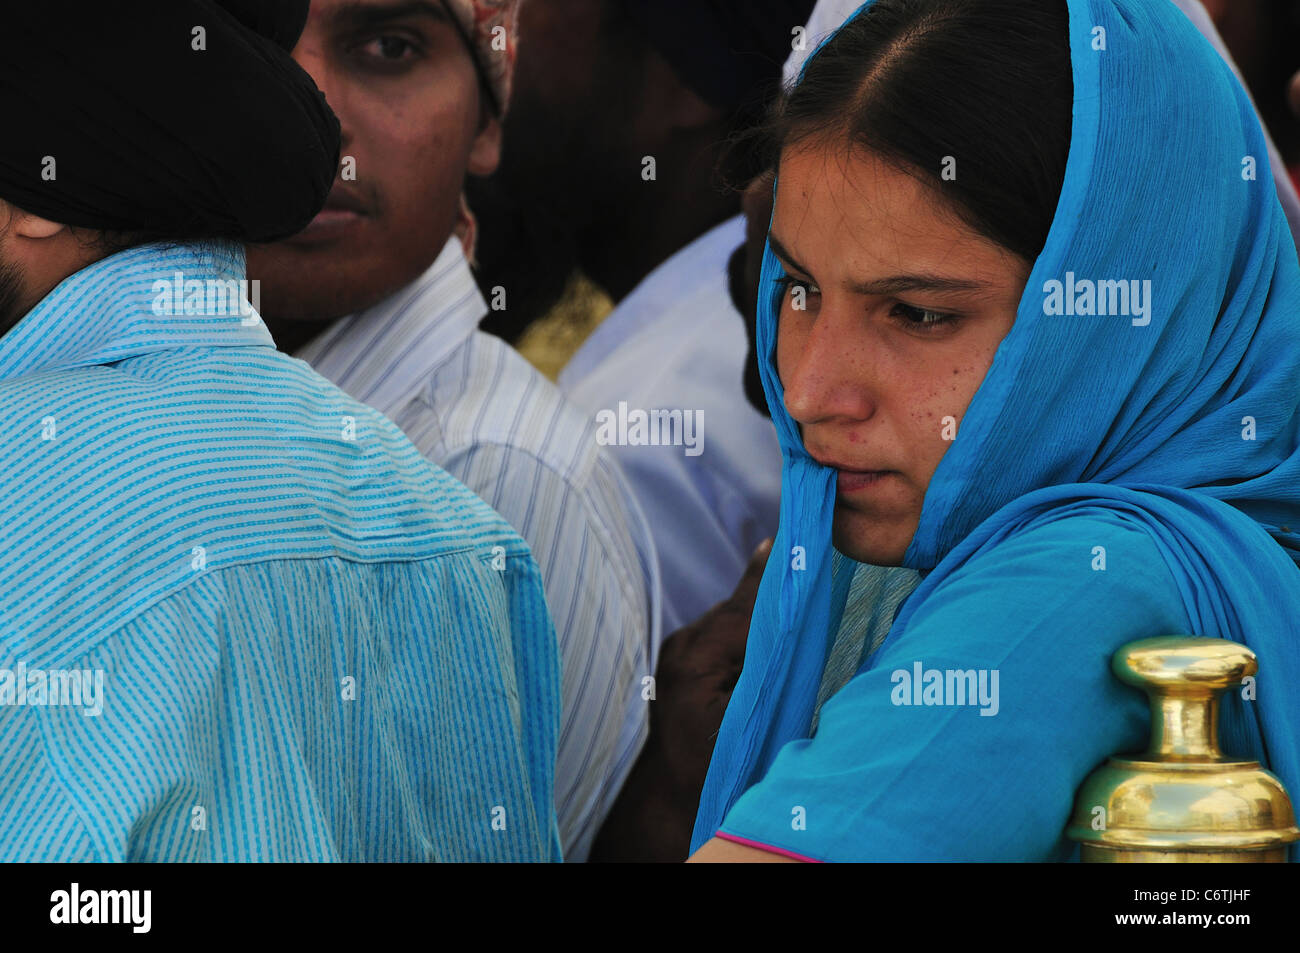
[1067, 636, 1299, 862]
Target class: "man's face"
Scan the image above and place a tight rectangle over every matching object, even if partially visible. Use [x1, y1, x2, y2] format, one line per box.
[471, 0, 648, 241]
[496, 0, 638, 211]
[247, 0, 501, 325]
[463, 0, 647, 337]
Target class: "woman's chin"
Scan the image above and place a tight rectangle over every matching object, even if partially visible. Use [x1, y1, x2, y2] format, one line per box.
[831, 514, 913, 566]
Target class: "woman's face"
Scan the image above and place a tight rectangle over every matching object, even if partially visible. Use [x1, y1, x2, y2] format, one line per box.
[774, 144, 1031, 565]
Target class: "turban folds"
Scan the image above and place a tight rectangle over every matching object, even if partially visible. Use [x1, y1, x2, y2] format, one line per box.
[0, 1, 340, 243]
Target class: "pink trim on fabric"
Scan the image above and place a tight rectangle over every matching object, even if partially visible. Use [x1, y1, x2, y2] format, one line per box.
[715, 831, 823, 863]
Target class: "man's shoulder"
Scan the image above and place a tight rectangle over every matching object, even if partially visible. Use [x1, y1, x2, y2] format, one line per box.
[407, 329, 653, 612]
[0, 345, 535, 640]
[0, 343, 492, 519]
[416, 329, 606, 488]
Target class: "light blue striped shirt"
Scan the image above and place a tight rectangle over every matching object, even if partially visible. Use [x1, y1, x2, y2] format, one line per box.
[0, 241, 562, 862]
[296, 238, 661, 861]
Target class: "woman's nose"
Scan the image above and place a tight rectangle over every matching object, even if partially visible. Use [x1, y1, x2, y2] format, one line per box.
[782, 303, 877, 425]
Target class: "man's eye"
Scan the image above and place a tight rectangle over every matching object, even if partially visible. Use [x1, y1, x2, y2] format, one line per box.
[891, 302, 957, 331]
[360, 35, 417, 61]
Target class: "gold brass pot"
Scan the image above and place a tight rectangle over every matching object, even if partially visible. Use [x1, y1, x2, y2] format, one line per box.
[1067, 636, 1298, 862]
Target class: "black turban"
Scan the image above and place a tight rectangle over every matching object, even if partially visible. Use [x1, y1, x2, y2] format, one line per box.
[620, 0, 818, 115]
[0, 0, 340, 243]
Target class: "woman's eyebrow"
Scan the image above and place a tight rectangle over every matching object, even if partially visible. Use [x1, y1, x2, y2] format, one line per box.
[768, 232, 990, 296]
[849, 274, 989, 296]
[767, 234, 813, 276]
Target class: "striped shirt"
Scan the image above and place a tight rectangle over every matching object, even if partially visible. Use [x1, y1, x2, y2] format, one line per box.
[296, 238, 660, 861]
[0, 242, 562, 862]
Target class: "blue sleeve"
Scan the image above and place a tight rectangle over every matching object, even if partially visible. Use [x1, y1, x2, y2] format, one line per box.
[717, 509, 1196, 861]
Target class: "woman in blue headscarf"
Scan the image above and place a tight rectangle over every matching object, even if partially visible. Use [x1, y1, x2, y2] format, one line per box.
[689, 0, 1300, 862]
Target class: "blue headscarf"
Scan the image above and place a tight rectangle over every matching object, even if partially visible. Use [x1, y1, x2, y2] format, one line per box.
[693, 0, 1300, 857]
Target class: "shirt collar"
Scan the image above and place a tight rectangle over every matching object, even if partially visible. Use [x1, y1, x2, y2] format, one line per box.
[0, 241, 274, 383]
[295, 237, 486, 417]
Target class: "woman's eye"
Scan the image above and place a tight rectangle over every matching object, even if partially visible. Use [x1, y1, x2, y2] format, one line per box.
[776, 276, 820, 309]
[891, 301, 957, 330]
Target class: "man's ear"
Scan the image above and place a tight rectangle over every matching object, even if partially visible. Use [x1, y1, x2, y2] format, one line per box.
[467, 112, 503, 178]
[10, 210, 66, 240]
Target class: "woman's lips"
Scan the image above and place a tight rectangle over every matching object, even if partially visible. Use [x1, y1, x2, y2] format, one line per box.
[806, 450, 896, 494]
[836, 469, 893, 493]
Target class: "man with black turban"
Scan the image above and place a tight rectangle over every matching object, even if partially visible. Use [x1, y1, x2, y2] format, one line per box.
[0, 0, 561, 862]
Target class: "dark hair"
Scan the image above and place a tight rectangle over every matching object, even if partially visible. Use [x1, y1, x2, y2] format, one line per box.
[771, 0, 1073, 264]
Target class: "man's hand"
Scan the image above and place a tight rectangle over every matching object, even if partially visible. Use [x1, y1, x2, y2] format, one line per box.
[589, 539, 773, 862]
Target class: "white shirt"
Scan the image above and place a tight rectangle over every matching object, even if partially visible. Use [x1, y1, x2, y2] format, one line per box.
[561, 216, 782, 635]
[295, 238, 661, 862]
